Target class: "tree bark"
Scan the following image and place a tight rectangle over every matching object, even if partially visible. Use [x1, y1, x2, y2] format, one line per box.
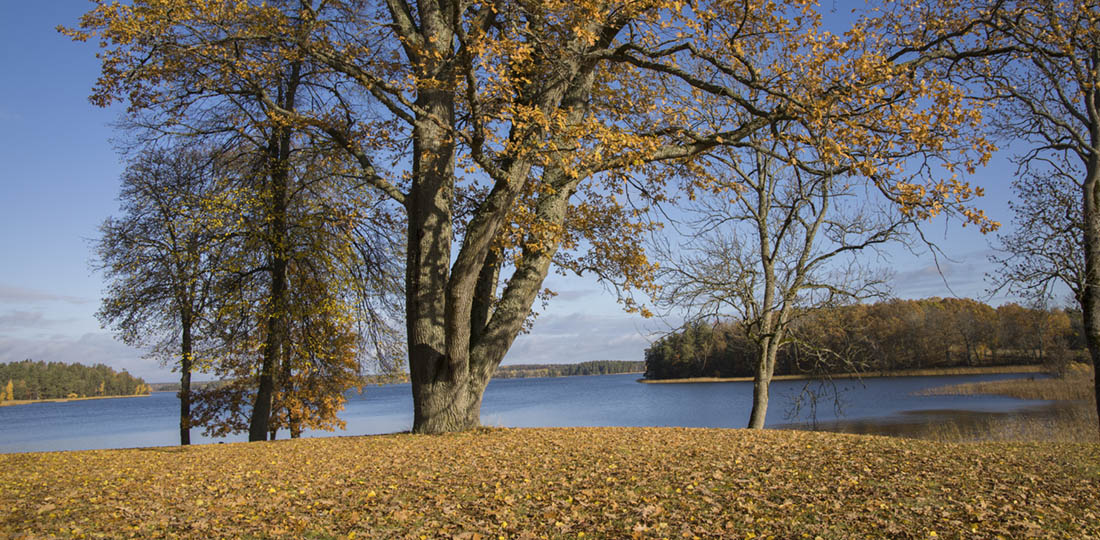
[250, 241, 286, 441]
[747, 335, 779, 429]
[747, 365, 771, 429]
[1080, 153, 1100, 434]
[248, 63, 300, 442]
[179, 312, 192, 446]
[402, 11, 611, 434]
[407, 82, 466, 433]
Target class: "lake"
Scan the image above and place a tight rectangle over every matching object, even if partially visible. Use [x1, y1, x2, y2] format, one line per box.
[0, 372, 1052, 453]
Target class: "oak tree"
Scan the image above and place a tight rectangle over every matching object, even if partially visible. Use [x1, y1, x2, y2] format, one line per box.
[68, 0, 994, 434]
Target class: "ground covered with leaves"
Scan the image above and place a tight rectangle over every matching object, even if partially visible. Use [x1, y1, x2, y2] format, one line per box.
[2, 428, 1098, 539]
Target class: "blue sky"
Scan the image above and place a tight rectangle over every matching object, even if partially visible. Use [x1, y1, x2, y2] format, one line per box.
[0, 1, 1033, 383]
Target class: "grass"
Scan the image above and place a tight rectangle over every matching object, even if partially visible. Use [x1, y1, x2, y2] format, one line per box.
[918, 363, 1094, 401]
[913, 363, 1097, 444]
[2, 427, 1098, 539]
[919, 404, 1099, 443]
[640, 364, 1046, 384]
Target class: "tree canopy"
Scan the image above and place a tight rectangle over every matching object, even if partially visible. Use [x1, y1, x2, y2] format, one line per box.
[67, 0, 997, 434]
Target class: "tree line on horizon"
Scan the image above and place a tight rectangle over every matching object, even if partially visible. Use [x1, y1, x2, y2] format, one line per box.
[146, 360, 644, 391]
[0, 360, 150, 402]
[494, 361, 646, 379]
[645, 298, 1081, 380]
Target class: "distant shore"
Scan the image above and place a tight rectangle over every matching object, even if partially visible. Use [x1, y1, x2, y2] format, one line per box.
[637, 364, 1047, 384]
[0, 393, 151, 407]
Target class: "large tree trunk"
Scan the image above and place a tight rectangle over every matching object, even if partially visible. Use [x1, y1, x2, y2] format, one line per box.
[402, 12, 610, 434]
[179, 313, 192, 446]
[407, 81, 467, 433]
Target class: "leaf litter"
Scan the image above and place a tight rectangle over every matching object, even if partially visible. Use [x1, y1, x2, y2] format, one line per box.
[0, 427, 1097, 539]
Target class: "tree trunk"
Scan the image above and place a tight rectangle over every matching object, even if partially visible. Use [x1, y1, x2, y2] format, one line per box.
[282, 345, 301, 439]
[747, 337, 778, 429]
[249, 143, 290, 442]
[407, 82, 465, 434]
[179, 315, 192, 446]
[1080, 155, 1100, 434]
[250, 247, 286, 441]
[403, 16, 604, 433]
[747, 366, 771, 429]
[247, 64, 300, 442]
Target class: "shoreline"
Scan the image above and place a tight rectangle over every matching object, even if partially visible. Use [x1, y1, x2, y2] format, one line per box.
[0, 393, 152, 407]
[637, 364, 1046, 384]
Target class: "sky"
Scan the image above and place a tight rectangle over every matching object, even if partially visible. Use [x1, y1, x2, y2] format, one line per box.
[0, 1, 1038, 383]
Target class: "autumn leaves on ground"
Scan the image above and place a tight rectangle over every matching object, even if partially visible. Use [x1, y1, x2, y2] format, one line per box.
[1, 426, 1097, 540]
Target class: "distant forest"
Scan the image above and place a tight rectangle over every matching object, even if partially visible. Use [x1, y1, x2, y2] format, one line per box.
[493, 360, 645, 379]
[149, 361, 645, 391]
[0, 360, 150, 401]
[645, 298, 1082, 380]
[147, 381, 224, 393]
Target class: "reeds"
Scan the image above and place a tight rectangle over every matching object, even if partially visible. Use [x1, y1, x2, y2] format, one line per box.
[915, 363, 1097, 443]
[917, 363, 1094, 401]
[920, 405, 1097, 443]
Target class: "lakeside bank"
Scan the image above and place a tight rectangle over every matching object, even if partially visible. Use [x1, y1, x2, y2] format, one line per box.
[0, 393, 151, 408]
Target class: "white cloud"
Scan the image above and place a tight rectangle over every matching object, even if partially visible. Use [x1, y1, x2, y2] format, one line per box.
[889, 250, 1000, 301]
[504, 312, 661, 365]
[0, 310, 47, 328]
[0, 284, 92, 305]
[0, 332, 175, 382]
[0, 310, 79, 331]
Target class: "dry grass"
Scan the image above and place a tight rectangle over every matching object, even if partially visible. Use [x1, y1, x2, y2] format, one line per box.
[917, 363, 1094, 401]
[913, 363, 1098, 444]
[2, 427, 1099, 539]
[920, 404, 1099, 444]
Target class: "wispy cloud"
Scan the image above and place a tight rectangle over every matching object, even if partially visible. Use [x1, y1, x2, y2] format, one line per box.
[0, 284, 92, 305]
[546, 288, 596, 302]
[0, 310, 72, 330]
[0, 332, 174, 382]
[889, 250, 999, 301]
[505, 312, 660, 365]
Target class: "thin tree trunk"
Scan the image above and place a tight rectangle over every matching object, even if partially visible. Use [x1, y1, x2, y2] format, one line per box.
[179, 315, 192, 446]
[249, 158, 289, 440]
[1080, 156, 1100, 435]
[282, 345, 301, 439]
[251, 249, 286, 441]
[248, 63, 300, 442]
[747, 338, 777, 429]
[249, 142, 290, 441]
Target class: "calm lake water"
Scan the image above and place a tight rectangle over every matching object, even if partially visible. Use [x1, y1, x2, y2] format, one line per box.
[0, 372, 1051, 453]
